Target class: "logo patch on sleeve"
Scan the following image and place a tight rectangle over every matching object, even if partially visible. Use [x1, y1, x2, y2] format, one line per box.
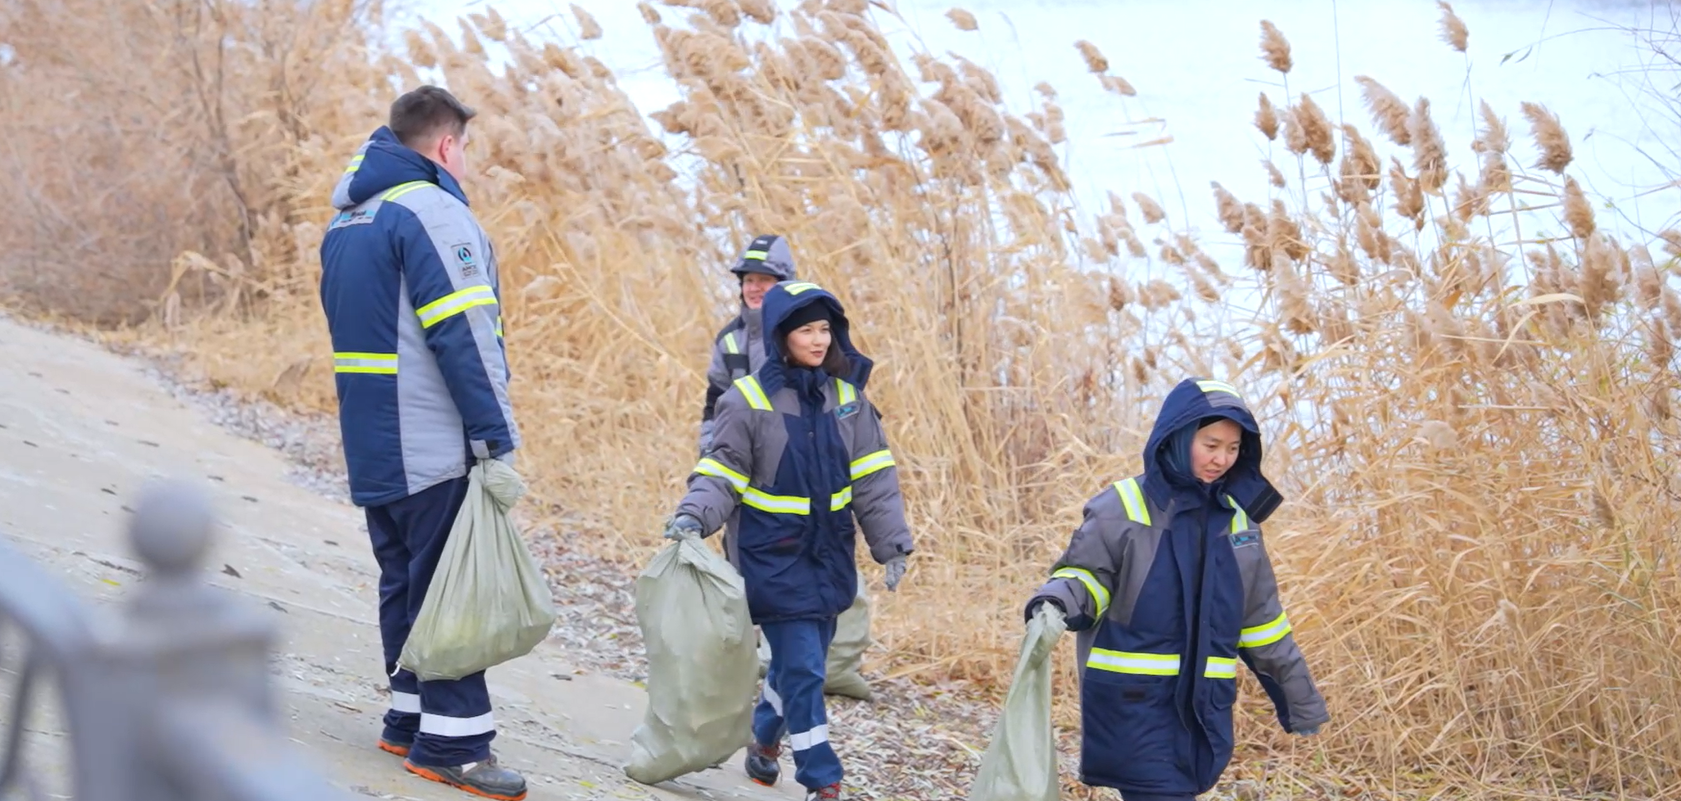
[835, 402, 860, 420]
[452, 243, 478, 277]
[1230, 531, 1259, 549]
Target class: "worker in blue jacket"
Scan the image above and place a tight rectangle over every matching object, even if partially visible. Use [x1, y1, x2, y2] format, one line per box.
[1026, 377, 1329, 801]
[664, 280, 916, 801]
[319, 85, 525, 801]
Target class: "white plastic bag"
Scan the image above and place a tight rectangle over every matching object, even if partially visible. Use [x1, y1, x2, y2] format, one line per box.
[824, 582, 873, 699]
[624, 538, 758, 785]
[967, 604, 1067, 801]
[398, 460, 556, 682]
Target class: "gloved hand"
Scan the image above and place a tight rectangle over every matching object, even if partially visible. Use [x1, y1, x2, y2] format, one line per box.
[697, 420, 716, 457]
[1026, 597, 1066, 624]
[663, 514, 703, 542]
[883, 555, 907, 591]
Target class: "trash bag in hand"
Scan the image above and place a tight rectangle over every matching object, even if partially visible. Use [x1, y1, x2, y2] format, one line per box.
[623, 538, 758, 785]
[823, 582, 874, 700]
[967, 603, 1067, 801]
[399, 459, 557, 682]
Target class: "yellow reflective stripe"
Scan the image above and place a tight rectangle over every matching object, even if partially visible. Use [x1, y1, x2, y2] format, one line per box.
[1197, 379, 1242, 399]
[333, 352, 397, 374]
[694, 458, 748, 493]
[735, 377, 772, 411]
[1240, 612, 1292, 648]
[1087, 649, 1180, 676]
[1227, 496, 1249, 532]
[1050, 567, 1111, 617]
[344, 154, 366, 174]
[744, 249, 768, 260]
[724, 332, 740, 354]
[416, 285, 498, 329]
[1205, 657, 1238, 679]
[782, 281, 821, 295]
[382, 180, 432, 202]
[1113, 478, 1152, 525]
[742, 487, 810, 515]
[830, 486, 852, 511]
[834, 378, 857, 405]
[495, 315, 503, 338]
[849, 449, 895, 480]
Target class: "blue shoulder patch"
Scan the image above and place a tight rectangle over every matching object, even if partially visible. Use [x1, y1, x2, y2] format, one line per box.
[329, 209, 377, 230]
[1230, 531, 1259, 549]
[835, 402, 860, 420]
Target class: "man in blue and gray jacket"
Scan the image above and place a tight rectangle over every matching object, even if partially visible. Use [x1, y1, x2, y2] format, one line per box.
[318, 85, 526, 801]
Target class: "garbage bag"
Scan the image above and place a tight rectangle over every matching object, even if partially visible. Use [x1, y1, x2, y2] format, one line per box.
[823, 582, 873, 700]
[399, 460, 557, 682]
[751, 582, 874, 698]
[967, 604, 1067, 801]
[624, 538, 758, 785]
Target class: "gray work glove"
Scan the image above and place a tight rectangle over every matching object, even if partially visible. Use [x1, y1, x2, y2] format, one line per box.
[1027, 597, 1066, 625]
[697, 419, 716, 457]
[883, 555, 907, 592]
[663, 513, 703, 542]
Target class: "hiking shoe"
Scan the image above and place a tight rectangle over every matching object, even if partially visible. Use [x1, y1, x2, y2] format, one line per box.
[744, 743, 780, 786]
[805, 783, 841, 800]
[377, 737, 411, 758]
[404, 755, 528, 801]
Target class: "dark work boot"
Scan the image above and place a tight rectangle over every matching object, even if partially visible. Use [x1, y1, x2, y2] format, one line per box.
[404, 754, 528, 801]
[744, 742, 781, 786]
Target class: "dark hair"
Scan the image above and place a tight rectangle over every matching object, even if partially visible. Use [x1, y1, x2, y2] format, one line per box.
[780, 329, 852, 379]
[389, 86, 476, 149]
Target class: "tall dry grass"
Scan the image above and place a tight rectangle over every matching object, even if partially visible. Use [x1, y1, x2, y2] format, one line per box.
[6, 0, 1681, 795]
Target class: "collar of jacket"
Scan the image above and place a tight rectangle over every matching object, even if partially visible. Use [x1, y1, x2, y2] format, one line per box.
[336, 126, 472, 209]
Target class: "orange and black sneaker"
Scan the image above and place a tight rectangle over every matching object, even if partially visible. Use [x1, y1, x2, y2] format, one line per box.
[377, 737, 411, 758]
[744, 743, 780, 786]
[404, 755, 527, 801]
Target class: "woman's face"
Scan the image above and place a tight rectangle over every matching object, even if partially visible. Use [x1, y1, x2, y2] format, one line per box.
[1190, 419, 1243, 483]
[785, 320, 832, 368]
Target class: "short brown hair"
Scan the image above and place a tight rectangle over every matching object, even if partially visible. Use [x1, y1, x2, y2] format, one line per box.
[389, 86, 476, 149]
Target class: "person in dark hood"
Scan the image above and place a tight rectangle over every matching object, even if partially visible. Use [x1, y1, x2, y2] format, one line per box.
[663, 281, 915, 801]
[1025, 378, 1328, 801]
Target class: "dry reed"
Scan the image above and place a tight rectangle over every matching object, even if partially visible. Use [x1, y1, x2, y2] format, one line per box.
[5, 2, 1681, 798]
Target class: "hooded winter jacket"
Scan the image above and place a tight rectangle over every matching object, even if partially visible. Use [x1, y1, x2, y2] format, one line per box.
[677, 281, 914, 623]
[700, 235, 797, 436]
[1027, 378, 1327, 797]
[318, 126, 518, 508]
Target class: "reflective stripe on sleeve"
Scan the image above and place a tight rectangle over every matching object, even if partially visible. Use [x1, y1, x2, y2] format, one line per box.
[416, 285, 498, 329]
[734, 376, 773, 411]
[1113, 477, 1152, 525]
[849, 449, 895, 480]
[694, 458, 748, 493]
[1050, 567, 1111, 618]
[1240, 612, 1292, 648]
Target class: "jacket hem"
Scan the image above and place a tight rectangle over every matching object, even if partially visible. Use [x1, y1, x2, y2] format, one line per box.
[350, 465, 468, 508]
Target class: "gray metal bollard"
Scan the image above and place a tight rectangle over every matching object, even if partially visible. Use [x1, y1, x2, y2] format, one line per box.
[0, 479, 362, 801]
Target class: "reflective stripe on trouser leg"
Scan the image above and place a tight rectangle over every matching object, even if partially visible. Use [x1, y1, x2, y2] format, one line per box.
[375, 476, 497, 768]
[752, 665, 787, 747]
[757, 618, 843, 790]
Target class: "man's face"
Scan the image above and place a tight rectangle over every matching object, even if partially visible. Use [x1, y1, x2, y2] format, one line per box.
[436, 128, 469, 181]
[741, 272, 779, 309]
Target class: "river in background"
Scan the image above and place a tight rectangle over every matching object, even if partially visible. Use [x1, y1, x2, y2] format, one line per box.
[408, 0, 1680, 275]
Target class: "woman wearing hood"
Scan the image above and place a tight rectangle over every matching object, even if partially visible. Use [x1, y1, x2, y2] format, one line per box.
[664, 280, 916, 801]
[1025, 378, 1329, 801]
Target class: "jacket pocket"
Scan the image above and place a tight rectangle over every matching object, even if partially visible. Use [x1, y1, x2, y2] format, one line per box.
[1080, 671, 1185, 787]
